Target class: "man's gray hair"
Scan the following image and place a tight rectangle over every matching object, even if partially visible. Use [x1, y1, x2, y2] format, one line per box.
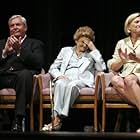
[8, 15, 27, 27]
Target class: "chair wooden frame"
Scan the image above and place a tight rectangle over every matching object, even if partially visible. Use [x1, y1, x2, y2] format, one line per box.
[100, 72, 136, 132]
[36, 72, 101, 132]
[0, 75, 38, 132]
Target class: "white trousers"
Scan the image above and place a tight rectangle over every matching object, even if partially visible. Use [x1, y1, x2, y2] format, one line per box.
[53, 79, 86, 117]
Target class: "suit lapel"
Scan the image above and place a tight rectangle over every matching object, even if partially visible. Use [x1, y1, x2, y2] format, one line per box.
[61, 48, 73, 74]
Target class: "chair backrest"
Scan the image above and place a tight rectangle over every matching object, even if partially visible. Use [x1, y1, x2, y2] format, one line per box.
[37, 72, 101, 132]
[100, 72, 136, 132]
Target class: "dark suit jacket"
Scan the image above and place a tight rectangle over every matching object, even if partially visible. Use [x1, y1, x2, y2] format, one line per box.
[0, 37, 45, 74]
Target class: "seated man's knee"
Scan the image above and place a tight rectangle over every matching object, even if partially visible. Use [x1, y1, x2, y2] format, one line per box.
[18, 69, 32, 80]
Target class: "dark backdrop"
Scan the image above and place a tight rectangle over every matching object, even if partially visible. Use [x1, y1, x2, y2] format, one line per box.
[0, 0, 140, 71]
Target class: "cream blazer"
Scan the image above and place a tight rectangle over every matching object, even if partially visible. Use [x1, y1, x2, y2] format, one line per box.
[107, 37, 140, 78]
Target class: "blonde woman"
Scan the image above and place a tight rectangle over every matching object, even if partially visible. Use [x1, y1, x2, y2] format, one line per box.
[107, 12, 140, 132]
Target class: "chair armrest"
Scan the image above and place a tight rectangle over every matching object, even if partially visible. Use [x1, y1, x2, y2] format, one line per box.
[94, 72, 103, 100]
[100, 72, 115, 87]
[38, 73, 53, 89]
[99, 72, 115, 101]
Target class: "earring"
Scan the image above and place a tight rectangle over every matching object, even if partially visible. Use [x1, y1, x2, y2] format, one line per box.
[127, 29, 131, 33]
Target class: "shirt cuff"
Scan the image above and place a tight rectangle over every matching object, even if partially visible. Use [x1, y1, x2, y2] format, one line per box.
[2, 49, 7, 59]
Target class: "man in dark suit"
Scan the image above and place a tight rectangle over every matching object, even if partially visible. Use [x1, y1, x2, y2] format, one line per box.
[0, 15, 44, 132]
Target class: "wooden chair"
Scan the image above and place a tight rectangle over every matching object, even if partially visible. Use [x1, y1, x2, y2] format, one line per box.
[0, 74, 38, 132]
[36, 72, 101, 132]
[100, 72, 136, 132]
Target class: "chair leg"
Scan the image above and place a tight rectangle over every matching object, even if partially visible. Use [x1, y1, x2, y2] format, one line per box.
[101, 103, 105, 132]
[39, 104, 43, 131]
[94, 104, 98, 132]
[30, 103, 34, 131]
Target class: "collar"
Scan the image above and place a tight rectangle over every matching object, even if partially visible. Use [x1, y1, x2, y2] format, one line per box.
[20, 34, 27, 43]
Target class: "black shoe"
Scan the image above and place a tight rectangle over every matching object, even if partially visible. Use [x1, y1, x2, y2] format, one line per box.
[11, 115, 25, 132]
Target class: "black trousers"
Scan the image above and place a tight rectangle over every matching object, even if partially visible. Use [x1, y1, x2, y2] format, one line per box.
[0, 69, 37, 117]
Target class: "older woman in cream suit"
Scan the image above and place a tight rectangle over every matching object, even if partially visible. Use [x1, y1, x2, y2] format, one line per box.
[42, 26, 106, 131]
[107, 12, 140, 132]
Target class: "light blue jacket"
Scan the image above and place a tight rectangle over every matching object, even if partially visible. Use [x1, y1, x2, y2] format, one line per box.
[49, 46, 106, 87]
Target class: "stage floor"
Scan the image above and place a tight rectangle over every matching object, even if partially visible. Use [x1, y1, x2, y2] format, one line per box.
[0, 131, 140, 140]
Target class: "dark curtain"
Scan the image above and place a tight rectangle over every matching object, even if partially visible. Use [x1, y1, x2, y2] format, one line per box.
[0, 0, 139, 71]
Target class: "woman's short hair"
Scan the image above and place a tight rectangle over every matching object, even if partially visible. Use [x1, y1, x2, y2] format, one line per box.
[124, 12, 140, 36]
[73, 26, 95, 42]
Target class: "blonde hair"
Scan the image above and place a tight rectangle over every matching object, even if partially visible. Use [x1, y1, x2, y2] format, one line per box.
[124, 12, 140, 36]
[73, 26, 95, 42]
